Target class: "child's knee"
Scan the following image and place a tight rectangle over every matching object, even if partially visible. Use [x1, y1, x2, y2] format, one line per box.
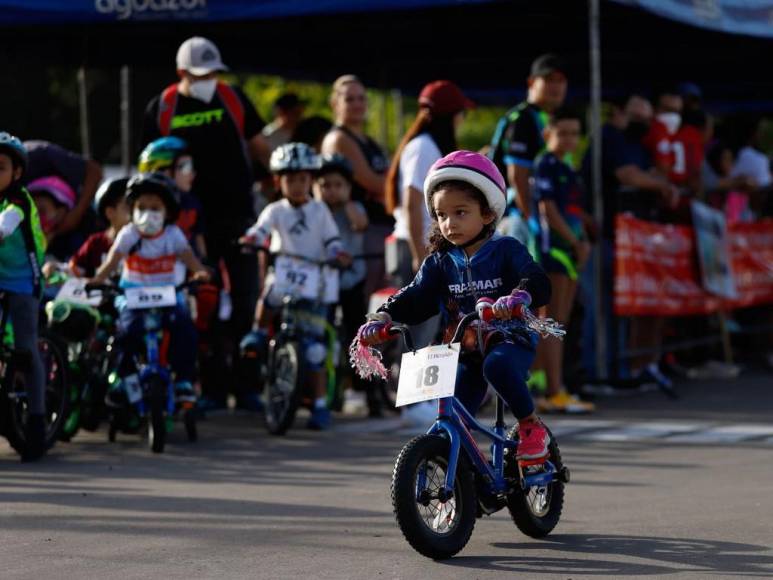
[483, 344, 533, 382]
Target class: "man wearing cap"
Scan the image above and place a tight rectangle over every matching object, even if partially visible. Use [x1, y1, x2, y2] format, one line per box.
[488, 53, 568, 251]
[141, 36, 271, 411]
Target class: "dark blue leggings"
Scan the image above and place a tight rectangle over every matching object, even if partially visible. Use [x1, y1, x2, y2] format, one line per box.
[454, 342, 535, 420]
[116, 305, 197, 383]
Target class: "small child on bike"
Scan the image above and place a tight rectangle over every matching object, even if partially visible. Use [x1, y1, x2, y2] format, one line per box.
[358, 151, 553, 463]
[138, 136, 207, 259]
[69, 177, 130, 278]
[314, 154, 381, 414]
[533, 108, 595, 414]
[0, 132, 48, 461]
[90, 173, 210, 406]
[240, 142, 350, 430]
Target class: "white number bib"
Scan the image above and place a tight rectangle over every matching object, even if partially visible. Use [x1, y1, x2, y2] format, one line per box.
[55, 278, 102, 307]
[124, 286, 177, 310]
[396, 343, 460, 407]
[273, 255, 339, 303]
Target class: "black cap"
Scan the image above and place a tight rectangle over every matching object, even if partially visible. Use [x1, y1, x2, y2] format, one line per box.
[274, 93, 307, 111]
[530, 53, 567, 78]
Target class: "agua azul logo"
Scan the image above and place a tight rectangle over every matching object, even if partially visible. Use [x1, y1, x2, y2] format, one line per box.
[95, 0, 207, 21]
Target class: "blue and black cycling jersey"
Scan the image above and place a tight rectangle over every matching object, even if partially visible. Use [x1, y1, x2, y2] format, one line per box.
[377, 233, 550, 347]
[534, 151, 586, 251]
[488, 102, 550, 175]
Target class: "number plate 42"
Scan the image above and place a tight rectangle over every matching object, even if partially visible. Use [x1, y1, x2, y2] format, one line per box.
[395, 343, 460, 407]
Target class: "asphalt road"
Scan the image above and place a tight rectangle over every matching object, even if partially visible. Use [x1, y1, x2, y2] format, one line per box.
[1, 371, 772, 580]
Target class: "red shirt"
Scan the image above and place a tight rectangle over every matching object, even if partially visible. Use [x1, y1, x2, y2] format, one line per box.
[69, 231, 114, 277]
[642, 119, 674, 173]
[672, 125, 704, 184]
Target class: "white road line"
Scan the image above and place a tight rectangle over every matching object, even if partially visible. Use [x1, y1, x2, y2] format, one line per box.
[579, 422, 708, 442]
[669, 424, 773, 443]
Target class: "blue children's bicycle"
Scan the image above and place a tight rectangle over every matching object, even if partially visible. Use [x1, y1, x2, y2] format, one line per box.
[387, 310, 570, 560]
[87, 282, 198, 453]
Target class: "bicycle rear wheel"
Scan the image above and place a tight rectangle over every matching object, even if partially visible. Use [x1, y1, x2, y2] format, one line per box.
[505, 425, 565, 538]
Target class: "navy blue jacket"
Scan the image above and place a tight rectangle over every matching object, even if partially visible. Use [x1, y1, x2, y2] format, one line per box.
[378, 234, 550, 330]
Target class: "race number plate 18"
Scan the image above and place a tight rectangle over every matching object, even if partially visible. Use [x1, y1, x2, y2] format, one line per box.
[124, 286, 177, 310]
[55, 278, 102, 307]
[396, 343, 460, 407]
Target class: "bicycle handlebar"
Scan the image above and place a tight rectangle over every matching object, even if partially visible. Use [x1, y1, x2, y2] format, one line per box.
[84, 279, 202, 296]
[381, 301, 528, 352]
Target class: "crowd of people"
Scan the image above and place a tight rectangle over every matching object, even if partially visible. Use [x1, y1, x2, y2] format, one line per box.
[1, 35, 771, 461]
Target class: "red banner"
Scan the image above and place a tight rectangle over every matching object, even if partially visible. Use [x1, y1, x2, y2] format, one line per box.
[614, 215, 773, 316]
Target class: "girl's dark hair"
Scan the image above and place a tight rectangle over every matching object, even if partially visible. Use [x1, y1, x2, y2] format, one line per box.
[385, 107, 458, 214]
[426, 179, 495, 254]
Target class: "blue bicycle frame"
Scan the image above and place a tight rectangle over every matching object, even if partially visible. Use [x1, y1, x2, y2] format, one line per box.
[133, 309, 174, 417]
[425, 396, 557, 500]
[395, 311, 558, 503]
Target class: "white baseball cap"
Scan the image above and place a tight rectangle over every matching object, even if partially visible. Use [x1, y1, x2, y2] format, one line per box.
[176, 36, 228, 75]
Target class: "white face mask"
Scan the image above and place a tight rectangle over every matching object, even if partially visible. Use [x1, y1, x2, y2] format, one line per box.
[133, 208, 165, 236]
[188, 78, 217, 103]
[656, 112, 681, 135]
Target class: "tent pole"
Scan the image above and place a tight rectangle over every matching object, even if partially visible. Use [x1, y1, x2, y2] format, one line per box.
[589, 0, 607, 380]
[77, 66, 91, 159]
[120, 65, 131, 173]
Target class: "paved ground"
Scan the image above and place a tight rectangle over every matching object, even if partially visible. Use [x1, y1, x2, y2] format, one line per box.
[1, 371, 772, 579]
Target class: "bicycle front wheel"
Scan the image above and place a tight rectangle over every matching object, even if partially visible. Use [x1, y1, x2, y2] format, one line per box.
[264, 340, 302, 435]
[391, 434, 477, 560]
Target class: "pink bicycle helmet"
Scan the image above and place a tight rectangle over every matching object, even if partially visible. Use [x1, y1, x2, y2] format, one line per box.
[27, 176, 77, 210]
[423, 150, 507, 222]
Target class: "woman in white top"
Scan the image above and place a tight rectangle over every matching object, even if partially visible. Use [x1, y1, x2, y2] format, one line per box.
[384, 80, 474, 288]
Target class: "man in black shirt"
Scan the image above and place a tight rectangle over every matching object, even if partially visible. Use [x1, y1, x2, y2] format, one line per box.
[141, 36, 272, 411]
[489, 54, 568, 249]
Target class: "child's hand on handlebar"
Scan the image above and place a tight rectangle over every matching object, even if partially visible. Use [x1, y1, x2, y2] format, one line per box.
[334, 251, 353, 269]
[358, 312, 393, 345]
[238, 234, 257, 246]
[485, 289, 532, 321]
[192, 269, 211, 283]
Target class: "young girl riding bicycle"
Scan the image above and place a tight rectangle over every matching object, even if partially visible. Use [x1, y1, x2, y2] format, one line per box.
[359, 151, 553, 463]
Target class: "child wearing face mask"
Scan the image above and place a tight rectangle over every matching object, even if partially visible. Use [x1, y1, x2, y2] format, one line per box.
[91, 172, 210, 406]
[0, 133, 49, 461]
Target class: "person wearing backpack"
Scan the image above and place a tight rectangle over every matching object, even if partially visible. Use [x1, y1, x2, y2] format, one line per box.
[140, 36, 272, 412]
[488, 54, 568, 256]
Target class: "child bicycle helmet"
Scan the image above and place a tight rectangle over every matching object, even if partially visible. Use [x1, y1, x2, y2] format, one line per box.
[94, 177, 129, 220]
[0, 132, 28, 174]
[138, 136, 189, 173]
[317, 153, 353, 182]
[423, 150, 507, 223]
[269, 142, 319, 174]
[125, 172, 180, 222]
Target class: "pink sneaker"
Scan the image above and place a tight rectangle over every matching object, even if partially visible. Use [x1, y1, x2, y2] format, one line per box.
[516, 419, 550, 465]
